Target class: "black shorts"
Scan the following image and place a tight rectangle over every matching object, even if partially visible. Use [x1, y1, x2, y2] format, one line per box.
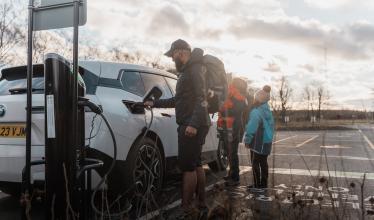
[177, 125, 209, 172]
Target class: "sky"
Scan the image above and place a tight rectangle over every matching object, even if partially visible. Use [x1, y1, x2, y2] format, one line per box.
[10, 0, 374, 110]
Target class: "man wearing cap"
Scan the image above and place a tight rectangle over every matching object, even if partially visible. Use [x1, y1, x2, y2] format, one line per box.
[145, 39, 210, 217]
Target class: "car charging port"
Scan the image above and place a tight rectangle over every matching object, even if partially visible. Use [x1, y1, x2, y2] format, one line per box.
[122, 100, 146, 114]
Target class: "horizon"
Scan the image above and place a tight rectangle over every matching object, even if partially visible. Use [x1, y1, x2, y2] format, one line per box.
[1, 0, 374, 111]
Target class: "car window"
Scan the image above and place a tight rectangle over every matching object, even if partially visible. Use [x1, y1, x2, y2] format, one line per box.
[165, 77, 177, 95]
[120, 71, 146, 96]
[80, 67, 99, 95]
[140, 73, 173, 99]
[0, 68, 44, 96]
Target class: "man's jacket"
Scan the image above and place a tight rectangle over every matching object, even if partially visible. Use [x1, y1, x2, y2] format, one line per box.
[154, 48, 210, 128]
[218, 85, 247, 142]
[244, 103, 274, 155]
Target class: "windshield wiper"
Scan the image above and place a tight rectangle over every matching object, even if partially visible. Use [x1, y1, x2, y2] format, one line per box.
[9, 87, 44, 94]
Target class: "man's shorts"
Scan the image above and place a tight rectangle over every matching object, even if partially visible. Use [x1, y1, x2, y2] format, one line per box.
[177, 125, 209, 172]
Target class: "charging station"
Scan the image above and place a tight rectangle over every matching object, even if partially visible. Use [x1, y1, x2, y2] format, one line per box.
[44, 53, 88, 219]
[21, 1, 163, 219]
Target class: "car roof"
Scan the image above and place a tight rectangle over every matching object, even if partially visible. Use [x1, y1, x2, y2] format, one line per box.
[1, 60, 177, 80]
[80, 60, 177, 79]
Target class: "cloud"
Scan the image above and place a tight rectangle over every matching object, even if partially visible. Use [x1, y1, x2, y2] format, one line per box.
[298, 64, 315, 73]
[147, 5, 190, 36]
[348, 21, 374, 44]
[263, 61, 281, 72]
[227, 17, 372, 60]
[304, 0, 352, 9]
[304, 0, 374, 10]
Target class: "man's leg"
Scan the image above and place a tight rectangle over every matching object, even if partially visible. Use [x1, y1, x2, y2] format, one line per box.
[196, 166, 206, 207]
[182, 171, 197, 210]
[178, 125, 197, 210]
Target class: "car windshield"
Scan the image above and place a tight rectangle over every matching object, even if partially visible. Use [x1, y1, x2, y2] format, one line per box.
[0, 72, 44, 96]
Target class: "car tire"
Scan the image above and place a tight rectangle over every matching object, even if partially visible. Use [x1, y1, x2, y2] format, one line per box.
[208, 140, 228, 172]
[125, 137, 164, 198]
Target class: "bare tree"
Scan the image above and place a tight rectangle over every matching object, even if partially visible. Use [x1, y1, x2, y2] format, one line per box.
[134, 51, 143, 64]
[302, 85, 313, 120]
[278, 76, 293, 123]
[32, 32, 49, 63]
[110, 47, 135, 63]
[270, 92, 281, 120]
[0, 2, 23, 64]
[317, 85, 330, 121]
[146, 56, 162, 69]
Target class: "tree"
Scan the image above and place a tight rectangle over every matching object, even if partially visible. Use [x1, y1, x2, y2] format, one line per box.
[0, 2, 23, 64]
[302, 85, 316, 120]
[316, 85, 330, 121]
[110, 47, 135, 63]
[270, 92, 281, 119]
[278, 76, 293, 123]
[146, 56, 162, 69]
[32, 32, 49, 63]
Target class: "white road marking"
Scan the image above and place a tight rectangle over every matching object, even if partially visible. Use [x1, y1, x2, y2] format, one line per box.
[320, 145, 351, 149]
[238, 135, 299, 150]
[237, 165, 374, 180]
[265, 167, 374, 180]
[273, 135, 298, 144]
[140, 167, 251, 219]
[265, 153, 374, 161]
[295, 135, 319, 148]
[359, 129, 374, 150]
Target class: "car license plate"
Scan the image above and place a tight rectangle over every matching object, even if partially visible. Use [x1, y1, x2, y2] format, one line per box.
[0, 124, 26, 138]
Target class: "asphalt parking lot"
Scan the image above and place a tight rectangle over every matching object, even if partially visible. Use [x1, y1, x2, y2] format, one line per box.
[1, 124, 374, 219]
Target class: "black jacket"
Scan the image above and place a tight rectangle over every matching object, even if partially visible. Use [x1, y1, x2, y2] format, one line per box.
[154, 48, 210, 128]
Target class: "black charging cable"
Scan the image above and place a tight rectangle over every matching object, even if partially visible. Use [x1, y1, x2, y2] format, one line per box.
[80, 98, 157, 218]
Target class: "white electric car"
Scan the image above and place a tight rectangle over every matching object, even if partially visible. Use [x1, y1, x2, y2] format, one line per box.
[0, 61, 227, 196]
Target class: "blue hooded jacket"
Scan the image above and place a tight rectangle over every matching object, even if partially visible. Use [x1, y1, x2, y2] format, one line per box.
[244, 103, 274, 155]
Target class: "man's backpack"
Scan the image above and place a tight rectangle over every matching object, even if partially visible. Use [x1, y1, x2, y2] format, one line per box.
[203, 54, 228, 113]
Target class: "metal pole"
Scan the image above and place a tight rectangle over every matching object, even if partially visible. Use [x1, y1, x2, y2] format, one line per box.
[73, 0, 79, 129]
[22, 0, 34, 219]
[72, 0, 80, 218]
[26, 0, 34, 202]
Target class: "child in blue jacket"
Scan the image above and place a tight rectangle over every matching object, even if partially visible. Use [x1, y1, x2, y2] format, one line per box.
[244, 85, 274, 189]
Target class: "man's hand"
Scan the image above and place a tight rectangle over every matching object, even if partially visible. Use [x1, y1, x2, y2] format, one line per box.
[185, 126, 197, 137]
[144, 100, 154, 107]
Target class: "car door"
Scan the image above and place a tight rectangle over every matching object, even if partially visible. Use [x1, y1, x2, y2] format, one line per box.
[165, 77, 219, 155]
[141, 73, 178, 158]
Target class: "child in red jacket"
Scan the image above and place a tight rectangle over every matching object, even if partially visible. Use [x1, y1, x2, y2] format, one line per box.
[218, 77, 248, 186]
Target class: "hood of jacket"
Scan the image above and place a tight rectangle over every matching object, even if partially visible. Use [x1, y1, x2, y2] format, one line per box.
[182, 48, 204, 71]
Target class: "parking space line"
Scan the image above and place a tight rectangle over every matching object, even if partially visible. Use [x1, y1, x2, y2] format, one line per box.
[273, 135, 298, 144]
[268, 153, 374, 161]
[268, 167, 374, 180]
[296, 135, 319, 148]
[237, 165, 374, 180]
[359, 129, 374, 150]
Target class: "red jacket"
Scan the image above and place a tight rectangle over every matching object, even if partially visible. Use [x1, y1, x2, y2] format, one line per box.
[218, 84, 247, 134]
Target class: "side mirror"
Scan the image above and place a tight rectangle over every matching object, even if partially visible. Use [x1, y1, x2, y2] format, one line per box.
[143, 86, 163, 102]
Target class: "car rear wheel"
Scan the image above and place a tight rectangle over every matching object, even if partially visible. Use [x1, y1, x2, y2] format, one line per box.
[208, 140, 228, 172]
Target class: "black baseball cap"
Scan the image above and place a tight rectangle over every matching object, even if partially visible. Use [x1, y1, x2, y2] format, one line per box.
[164, 39, 191, 57]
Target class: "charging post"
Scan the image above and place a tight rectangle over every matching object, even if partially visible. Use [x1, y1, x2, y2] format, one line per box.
[23, 0, 87, 219]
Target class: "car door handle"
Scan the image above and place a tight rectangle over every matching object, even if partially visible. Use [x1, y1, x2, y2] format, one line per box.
[161, 113, 172, 118]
